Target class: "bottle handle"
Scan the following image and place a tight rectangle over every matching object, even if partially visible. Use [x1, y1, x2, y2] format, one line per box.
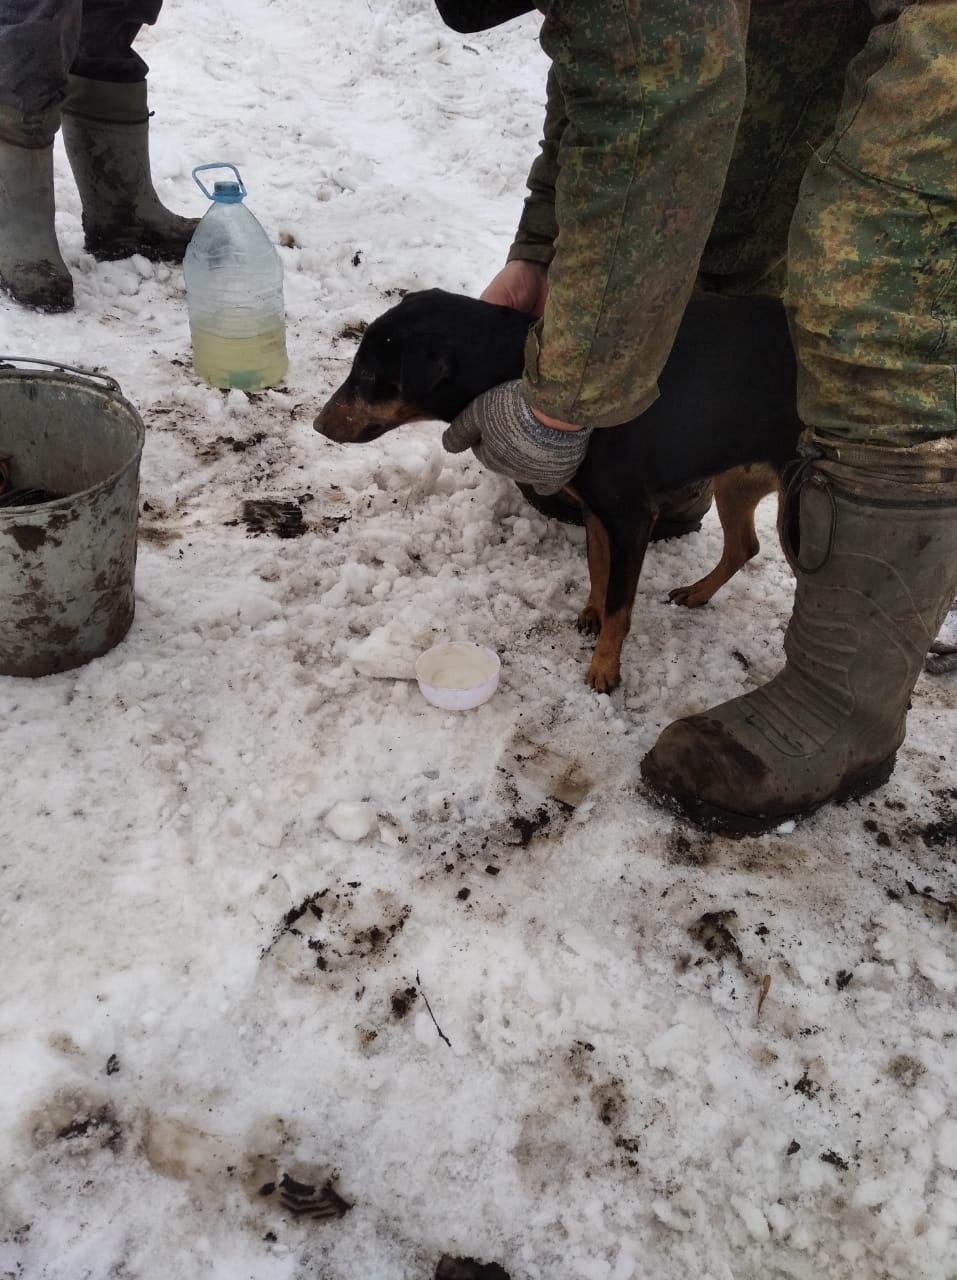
[192, 163, 246, 201]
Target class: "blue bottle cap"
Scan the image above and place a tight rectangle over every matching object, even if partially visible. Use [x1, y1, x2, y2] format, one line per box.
[212, 181, 244, 203]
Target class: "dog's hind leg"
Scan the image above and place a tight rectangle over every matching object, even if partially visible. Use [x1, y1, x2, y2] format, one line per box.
[669, 464, 778, 608]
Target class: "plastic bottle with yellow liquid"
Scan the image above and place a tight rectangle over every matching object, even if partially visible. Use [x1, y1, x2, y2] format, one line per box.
[184, 163, 288, 391]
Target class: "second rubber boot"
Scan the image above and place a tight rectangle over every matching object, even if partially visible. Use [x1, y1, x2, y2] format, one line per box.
[60, 75, 197, 262]
[640, 437, 957, 836]
[0, 104, 73, 312]
[517, 477, 714, 539]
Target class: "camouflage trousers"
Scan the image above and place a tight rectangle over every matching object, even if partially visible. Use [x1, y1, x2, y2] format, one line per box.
[788, 2, 957, 444]
[705, 0, 957, 445]
[0, 0, 162, 113]
[519, 0, 957, 445]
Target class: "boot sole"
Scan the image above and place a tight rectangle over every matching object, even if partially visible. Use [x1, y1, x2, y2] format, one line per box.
[0, 272, 74, 313]
[86, 236, 191, 265]
[640, 751, 898, 839]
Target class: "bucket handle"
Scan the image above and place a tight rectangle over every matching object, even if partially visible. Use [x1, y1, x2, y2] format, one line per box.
[0, 356, 121, 395]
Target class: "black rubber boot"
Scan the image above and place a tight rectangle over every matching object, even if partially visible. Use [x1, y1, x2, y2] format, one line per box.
[60, 75, 197, 263]
[434, 1, 534, 32]
[0, 104, 73, 312]
[651, 478, 714, 540]
[641, 437, 957, 836]
[516, 477, 714, 541]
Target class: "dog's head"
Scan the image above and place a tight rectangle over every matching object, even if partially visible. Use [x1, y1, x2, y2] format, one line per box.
[314, 288, 531, 443]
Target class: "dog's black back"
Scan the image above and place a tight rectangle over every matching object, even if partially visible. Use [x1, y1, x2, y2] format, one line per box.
[580, 293, 800, 504]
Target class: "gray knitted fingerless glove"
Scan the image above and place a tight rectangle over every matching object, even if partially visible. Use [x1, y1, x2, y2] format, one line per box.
[441, 380, 592, 495]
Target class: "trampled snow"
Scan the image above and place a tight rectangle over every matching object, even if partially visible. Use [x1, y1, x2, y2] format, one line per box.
[1, 2, 955, 1277]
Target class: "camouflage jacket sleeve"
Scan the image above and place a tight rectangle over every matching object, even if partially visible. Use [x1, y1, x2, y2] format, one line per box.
[518, 0, 748, 428]
[507, 65, 565, 267]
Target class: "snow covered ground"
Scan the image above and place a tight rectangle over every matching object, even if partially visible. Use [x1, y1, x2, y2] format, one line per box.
[2, 2, 956, 1277]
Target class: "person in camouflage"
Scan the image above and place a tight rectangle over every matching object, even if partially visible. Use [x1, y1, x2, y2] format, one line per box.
[436, 0, 957, 836]
[0, 0, 196, 312]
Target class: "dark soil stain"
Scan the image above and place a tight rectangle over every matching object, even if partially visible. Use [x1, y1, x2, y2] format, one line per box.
[510, 805, 551, 848]
[197, 431, 267, 461]
[863, 818, 892, 848]
[337, 321, 368, 343]
[591, 1078, 626, 1129]
[352, 912, 410, 959]
[280, 892, 326, 934]
[436, 1258, 511, 1280]
[220, 431, 267, 453]
[904, 880, 955, 921]
[668, 830, 710, 867]
[55, 1103, 123, 1152]
[820, 1149, 849, 1172]
[390, 987, 418, 1019]
[242, 498, 306, 539]
[919, 814, 957, 848]
[615, 1134, 641, 1170]
[888, 1054, 926, 1088]
[278, 1173, 352, 1220]
[508, 798, 573, 848]
[318, 513, 351, 534]
[793, 1070, 821, 1100]
[689, 909, 743, 964]
[889, 788, 957, 850]
[262, 883, 411, 979]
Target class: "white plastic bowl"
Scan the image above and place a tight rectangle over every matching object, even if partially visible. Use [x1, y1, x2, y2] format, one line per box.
[415, 641, 501, 711]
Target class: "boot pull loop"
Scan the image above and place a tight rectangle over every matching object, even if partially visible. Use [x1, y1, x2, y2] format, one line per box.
[780, 443, 834, 576]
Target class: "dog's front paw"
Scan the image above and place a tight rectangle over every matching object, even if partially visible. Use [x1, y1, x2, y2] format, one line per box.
[577, 605, 602, 635]
[586, 656, 620, 694]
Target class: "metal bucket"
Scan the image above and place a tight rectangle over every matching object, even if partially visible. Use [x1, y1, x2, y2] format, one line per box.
[0, 358, 144, 678]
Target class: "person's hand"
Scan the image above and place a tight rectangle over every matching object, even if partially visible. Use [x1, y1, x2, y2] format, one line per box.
[442, 380, 591, 495]
[481, 259, 582, 433]
[480, 259, 549, 317]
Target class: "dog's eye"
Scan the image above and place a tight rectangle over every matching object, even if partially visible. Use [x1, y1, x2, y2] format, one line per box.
[357, 369, 400, 401]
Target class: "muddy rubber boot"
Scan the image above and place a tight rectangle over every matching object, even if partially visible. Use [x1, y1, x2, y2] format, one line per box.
[516, 477, 713, 540]
[60, 75, 197, 262]
[640, 437, 957, 836]
[0, 104, 73, 312]
[651, 477, 714, 540]
[435, 1, 535, 31]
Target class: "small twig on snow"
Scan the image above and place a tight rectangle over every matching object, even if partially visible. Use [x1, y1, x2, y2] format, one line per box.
[756, 974, 772, 1021]
[416, 970, 452, 1049]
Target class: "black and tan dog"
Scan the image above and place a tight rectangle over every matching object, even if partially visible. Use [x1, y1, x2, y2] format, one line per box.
[315, 288, 802, 692]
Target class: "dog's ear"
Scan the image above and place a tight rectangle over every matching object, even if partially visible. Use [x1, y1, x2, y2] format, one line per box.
[400, 335, 453, 404]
